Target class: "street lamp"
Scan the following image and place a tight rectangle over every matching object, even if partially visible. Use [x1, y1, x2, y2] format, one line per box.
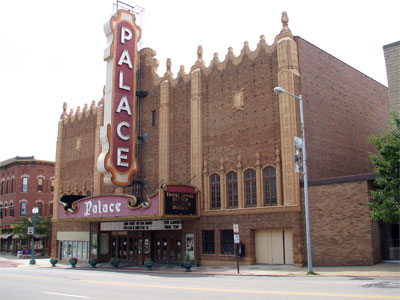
[30, 206, 39, 265]
[273, 86, 313, 274]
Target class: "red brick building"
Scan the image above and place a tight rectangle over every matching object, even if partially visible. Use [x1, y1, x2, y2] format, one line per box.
[0, 156, 55, 254]
[52, 11, 390, 266]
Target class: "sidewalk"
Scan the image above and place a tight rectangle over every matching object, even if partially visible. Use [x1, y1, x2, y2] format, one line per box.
[0, 253, 399, 277]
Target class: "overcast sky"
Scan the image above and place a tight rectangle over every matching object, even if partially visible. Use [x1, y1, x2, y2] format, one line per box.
[0, 0, 398, 163]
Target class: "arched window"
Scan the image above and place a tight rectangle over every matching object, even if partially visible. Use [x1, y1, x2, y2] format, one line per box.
[264, 167, 277, 206]
[226, 172, 238, 208]
[245, 169, 257, 207]
[6, 179, 9, 194]
[3, 202, 7, 217]
[22, 177, 28, 193]
[0, 204, 2, 218]
[36, 202, 43, 216]
[210, 174, 221, 209]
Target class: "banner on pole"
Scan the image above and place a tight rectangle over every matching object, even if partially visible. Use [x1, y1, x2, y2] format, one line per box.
[294, 136, 304, 173]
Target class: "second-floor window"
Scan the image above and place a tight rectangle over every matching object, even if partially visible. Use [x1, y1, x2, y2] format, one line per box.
[245, 169, 257, 207]
[20, 202, 27, 216]
[37, 177, 44, 193]
[22, 177, 28, 193]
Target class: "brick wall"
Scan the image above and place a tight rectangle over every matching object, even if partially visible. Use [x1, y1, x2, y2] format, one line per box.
[296, 37, 390, 180]
[306, 179, 380, 266]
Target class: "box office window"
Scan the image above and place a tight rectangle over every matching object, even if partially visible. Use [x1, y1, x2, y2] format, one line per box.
[220, 230, 234, 254]
[202, 230, 215, 254]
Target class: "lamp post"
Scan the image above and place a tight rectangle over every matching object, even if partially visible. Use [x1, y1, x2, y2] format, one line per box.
[273, 87, 313, 274]
[29, 206, 39, 265]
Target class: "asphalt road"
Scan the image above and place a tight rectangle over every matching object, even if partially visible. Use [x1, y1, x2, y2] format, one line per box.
[0, 267, 399, 300]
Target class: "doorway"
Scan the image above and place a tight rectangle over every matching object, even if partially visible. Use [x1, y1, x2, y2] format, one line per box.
[152, 231, 182, 264]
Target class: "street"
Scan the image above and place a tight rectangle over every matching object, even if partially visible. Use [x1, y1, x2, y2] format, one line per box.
[0, 266, 399, 300]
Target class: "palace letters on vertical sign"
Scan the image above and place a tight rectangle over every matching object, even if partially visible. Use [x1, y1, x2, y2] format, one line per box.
[98, 10, 141, 186]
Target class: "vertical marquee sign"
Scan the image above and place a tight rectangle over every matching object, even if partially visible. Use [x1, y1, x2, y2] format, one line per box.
[98, 10, 141, 186]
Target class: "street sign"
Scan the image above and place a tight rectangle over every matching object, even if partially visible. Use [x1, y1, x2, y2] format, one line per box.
[234, 234, 240, 244]
[233, 224, 239, 233]
[27, 227, 33, 235]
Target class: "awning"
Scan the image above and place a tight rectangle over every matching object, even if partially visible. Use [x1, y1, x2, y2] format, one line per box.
[1, 233, 14, 239]
[12, 234, 22, 239]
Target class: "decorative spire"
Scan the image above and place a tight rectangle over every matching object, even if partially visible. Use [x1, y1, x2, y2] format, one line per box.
[279, 11, 292, 35]
[61, 102, 68, 119]
[178, 65, 186, 77]
[164, 58, 173, 77]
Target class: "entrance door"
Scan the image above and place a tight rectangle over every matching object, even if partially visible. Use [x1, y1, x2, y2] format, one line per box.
[255, 229, 293, 264]
[152, 231, 182, 264]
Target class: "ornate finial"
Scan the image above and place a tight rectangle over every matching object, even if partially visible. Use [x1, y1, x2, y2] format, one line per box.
[281, 11, 289, 28]
[237, 154, 242, 170]
[256, 152, 261, 167]
[211, 52, 220, 65]
[278, 11, 292, 36]
[260, 34, 265, 42]
[275, 148, 281, 164]
[219, 157, 225, 172]
[164, 58, 173, 77]
[203, 160, 208, 174]
[76, 106, 81, 114]
[228, 47, 233, 55]
[166, 58, 172, 71]
[83, 103, 89, 114]
[180, 65, 185, 73]
[244, 41, 249, 49]
[197, 45, 203, 60]
[69, 108, 74, 117]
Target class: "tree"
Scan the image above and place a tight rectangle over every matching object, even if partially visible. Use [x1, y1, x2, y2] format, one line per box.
[368, 112, 400, 223]
[13, 216, 52, 242]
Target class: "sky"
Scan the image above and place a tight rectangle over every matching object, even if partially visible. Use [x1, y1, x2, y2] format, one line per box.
[0, 0, 398, 163]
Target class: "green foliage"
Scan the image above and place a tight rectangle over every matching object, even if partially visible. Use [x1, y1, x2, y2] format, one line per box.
[13, 215, 52, 240]
[368, 112, 400, 223]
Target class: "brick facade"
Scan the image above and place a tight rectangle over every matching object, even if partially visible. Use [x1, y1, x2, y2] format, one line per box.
[0, 156, 54, 253]
[52, 12, 389, 266]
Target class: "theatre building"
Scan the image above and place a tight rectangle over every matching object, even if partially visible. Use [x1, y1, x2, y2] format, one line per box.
[51, 10, 390, 266]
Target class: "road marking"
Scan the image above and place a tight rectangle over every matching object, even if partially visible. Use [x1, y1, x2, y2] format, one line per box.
[1, 273, 399, 299]
[43, 291, 90, 298]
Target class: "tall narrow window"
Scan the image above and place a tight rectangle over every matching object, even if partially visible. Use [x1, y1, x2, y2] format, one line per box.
[49, 203, 54, 216]
[226, 172, 238, 208]
[11, 178, 15, 193]
[10, 202, 14, 217]
[3, 202, 7, 217]
[0, 181, 3, 195]
[220, 230, 234, 254]
[37, 202, 43, 216]
[22, 177, 28, 193]
[152, 110, 157, 126]
[6, 179, 9, 194]
[264, 167, 277, 206]
[37, 177, 44, 193]
[210, 174, 221, 209]
[0, 204, 2, 218]
[20, 202, 27, 216]
[50, 179, 55, 192]
[202, 230, 215, 254]
[245, 169, 257, 207]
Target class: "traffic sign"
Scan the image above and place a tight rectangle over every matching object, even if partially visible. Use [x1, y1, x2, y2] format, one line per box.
[234, 234, 240, 244]
[27, 227, 33, 235]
